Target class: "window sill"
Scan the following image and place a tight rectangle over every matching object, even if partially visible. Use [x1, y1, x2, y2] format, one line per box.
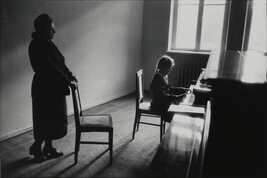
[167, 49, 211, 55]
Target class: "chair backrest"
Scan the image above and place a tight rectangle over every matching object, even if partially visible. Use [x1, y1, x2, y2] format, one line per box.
[136, 69, 144, 108]
[71, 83, 83, 128]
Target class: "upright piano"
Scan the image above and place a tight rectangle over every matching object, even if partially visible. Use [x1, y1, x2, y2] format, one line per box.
[201, 50, 267, 178]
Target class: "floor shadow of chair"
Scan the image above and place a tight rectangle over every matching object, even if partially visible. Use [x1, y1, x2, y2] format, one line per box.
[53, 163, 76, 177]
[90, 138, 133, 177]
[1, 157, 37, 177]
[51, 152, 77, 177]
[92, 133, 160, 178]
[69, 148, 110, 177]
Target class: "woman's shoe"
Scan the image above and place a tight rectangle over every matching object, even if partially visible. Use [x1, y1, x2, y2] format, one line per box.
[29, 145, 46, 162]
[43, 147, 63, 159]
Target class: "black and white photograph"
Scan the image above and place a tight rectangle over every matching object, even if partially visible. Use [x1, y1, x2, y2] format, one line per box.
[0, 0, 266, 177]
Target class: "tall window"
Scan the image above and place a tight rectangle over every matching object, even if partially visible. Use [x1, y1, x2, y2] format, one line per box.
[244, 0, 267, 53]
[168, 0, 230, 53]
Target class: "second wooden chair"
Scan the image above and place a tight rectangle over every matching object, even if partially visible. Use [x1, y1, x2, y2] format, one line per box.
[132, 69, 166, 141]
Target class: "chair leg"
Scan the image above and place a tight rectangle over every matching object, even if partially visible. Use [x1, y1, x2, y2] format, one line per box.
[74, 132, 81, 164]
[109, 129, 113, 165]
[163, 121, 166, 134]
[136, 113, 141, 131]
[132, 112, 141, 140]
[160, 118, 164, 141]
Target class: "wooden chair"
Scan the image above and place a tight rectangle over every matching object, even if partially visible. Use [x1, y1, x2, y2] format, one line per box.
[71, 83, 113, 164]
[132, 69, 166, 141]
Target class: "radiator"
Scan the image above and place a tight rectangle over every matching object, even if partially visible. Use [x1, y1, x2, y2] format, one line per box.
[175, 66, 202, 87]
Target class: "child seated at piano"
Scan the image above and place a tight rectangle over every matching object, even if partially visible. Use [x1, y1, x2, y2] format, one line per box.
[150, 55, 190, 122]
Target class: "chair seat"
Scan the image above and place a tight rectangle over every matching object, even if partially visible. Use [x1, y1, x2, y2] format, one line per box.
[139, 102, 152, 110]
[81, 114, 113, 128]
[139, 102, 162, 115]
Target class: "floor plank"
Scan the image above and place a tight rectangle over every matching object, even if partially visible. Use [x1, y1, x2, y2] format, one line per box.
[0, 93, 162, 178]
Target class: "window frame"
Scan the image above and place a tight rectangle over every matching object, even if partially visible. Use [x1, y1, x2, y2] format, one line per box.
[168, 0, 231, 54]
[242, 0, 267, 53]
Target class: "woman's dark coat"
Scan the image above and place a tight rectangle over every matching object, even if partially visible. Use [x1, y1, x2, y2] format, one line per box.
[29, 36, 74, 140]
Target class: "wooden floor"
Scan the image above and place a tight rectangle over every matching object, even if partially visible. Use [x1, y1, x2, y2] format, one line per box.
[0, 93, 169, 178]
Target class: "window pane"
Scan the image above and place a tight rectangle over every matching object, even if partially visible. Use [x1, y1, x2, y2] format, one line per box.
[204, 0, 226, 5]
[174, 5, 199, 49]
[200, 5, 225, 50]
[253, 0, 266, 3]
[248, 1, 267, 52]
[179, 0, 199, 5]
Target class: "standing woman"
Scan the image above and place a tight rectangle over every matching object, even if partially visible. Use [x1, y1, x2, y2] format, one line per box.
[28, 14, 77, 162]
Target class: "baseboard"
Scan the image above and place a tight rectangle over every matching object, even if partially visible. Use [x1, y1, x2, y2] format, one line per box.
[0, 89, 135, 142]
[0, 126, 33, 142]
[79, 89, 135, 112]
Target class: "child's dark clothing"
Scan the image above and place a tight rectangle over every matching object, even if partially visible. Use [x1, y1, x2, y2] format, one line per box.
[150, 72, 186, 122]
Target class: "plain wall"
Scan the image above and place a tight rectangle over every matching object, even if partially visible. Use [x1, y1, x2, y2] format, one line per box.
[0, 0, 143, 140]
